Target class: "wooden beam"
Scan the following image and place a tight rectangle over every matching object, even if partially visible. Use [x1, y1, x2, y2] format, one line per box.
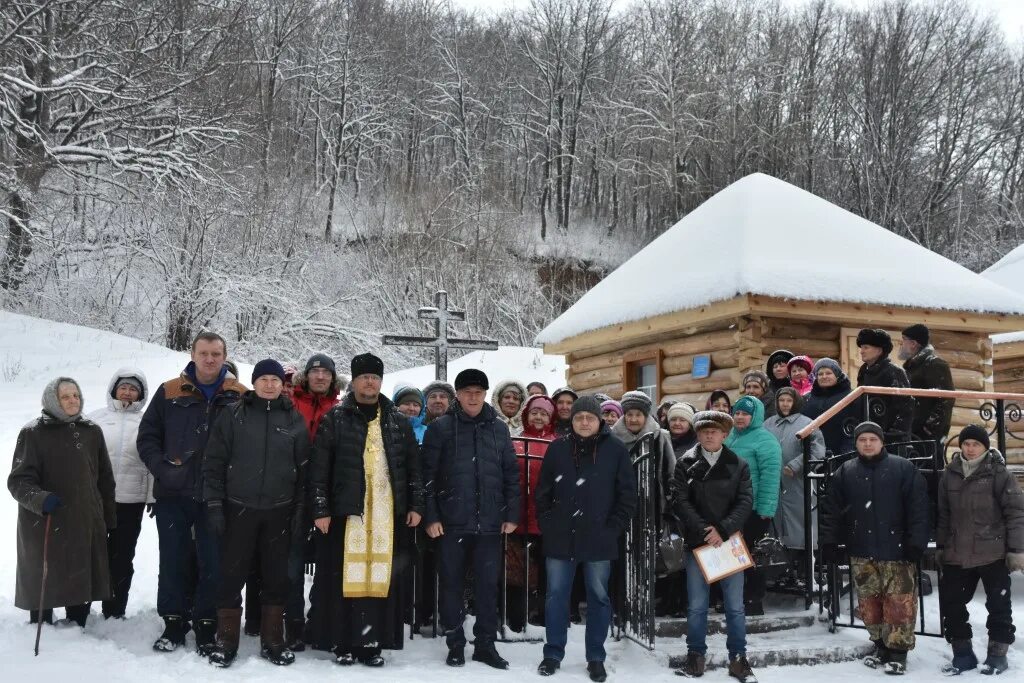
[993, 339, 1024, 359]
[541, 296, 749, 355]
[748, 296, 1024, 333]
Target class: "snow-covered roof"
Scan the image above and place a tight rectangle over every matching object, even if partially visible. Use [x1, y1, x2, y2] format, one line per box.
[983, 243, 1024, 345]
[537, 173, 1024, 346]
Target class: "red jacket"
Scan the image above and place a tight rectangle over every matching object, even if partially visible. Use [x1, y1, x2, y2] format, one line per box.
[514, 420, 556, 535]
[292, 384, 341, 441]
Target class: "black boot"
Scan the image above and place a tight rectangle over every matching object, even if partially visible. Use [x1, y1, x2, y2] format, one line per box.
[285, 618, 305, 652]
[942, 638, 978, 675]
[884, 649, 907, 676]
[588, 661, 608, 682]
[446, 644, 465, 667]
[980, 641, 1009, 675]
[864, 639, 891, 669]
[194, 617, 217, 656]
[538, 658, 560, 676]
[153, 615, 190, 652]
[473, 643, 509, 670]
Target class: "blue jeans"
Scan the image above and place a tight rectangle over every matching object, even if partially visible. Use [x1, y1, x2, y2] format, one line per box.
[154, 497, 220, 621]
[544, 559, 612, 663]
[686, 552, 746, 657]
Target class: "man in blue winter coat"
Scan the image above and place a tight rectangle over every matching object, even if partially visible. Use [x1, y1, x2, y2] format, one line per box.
[137, 331, 247, 655]
[422, 368, 521, 670]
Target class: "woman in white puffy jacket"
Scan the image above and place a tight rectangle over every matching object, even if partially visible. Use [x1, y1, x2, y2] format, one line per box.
[88, 367, 152, 619]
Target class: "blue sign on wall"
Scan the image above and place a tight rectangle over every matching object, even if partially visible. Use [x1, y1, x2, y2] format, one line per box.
[692, 354, 711, 379]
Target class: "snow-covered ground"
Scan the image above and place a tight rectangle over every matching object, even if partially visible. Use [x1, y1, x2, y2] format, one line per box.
[0, 310, 1020, 681]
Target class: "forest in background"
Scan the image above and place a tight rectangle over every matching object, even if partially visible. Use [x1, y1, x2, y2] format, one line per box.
[2, 0, 1024, 366]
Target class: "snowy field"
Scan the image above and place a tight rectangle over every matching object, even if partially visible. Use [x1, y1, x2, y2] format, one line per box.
[0, 310, 1020, 681]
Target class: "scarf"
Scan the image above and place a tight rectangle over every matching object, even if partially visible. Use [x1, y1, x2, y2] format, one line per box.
[342, 408, 394, 598]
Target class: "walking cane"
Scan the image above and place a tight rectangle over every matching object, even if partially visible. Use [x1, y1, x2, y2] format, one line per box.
[34, 514, 53, 657]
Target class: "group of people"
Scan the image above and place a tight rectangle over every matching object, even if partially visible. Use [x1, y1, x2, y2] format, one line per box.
[6, 324, 1023, 682]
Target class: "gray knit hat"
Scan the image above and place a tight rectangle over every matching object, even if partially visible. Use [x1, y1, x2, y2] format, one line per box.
[812, 357, 845, 380]
[621, 390, 653, 416]
[423, 380, 456, 402]
[853, 421, 884, 441]
[571, 395, 604, 420]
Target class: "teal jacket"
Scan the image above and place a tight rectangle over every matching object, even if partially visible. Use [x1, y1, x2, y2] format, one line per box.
[725, 395, 782, 517]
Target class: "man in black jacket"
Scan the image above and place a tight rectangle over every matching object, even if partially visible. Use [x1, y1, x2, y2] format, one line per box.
[672, 411, 756, 683]
[855, 329, 914, 443]
[422, 368, 520, 670]
[535, 396, 636, 682]
[819, 421, 930, 675]
[899, 324, 954, 445]
[203, 359, 309, 667]
[308, 353, 423, 667]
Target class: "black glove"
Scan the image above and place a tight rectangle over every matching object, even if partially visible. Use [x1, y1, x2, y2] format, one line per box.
[903, 545, 924, 563]
[206, 502, 225, 538]
[41, 494, 63, 515]
[819, 543, 841, 564]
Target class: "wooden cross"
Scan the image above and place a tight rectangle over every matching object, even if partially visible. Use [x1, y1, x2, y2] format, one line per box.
[382, 290, 498, 381]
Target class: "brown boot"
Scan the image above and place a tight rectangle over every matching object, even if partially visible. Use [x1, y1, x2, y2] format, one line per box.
[208, 608, 242, 667]
[727, 654, 757, 683]
[675, 651, 705, 678]
[260, 605, 295, 666]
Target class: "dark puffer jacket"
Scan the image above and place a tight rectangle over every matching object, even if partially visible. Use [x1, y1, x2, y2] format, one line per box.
[938, 451, 1024, 568]
[801, 377, 858, 455]
[856, 357, 913, 442]
[671, 445, 753, 550]
[902, 345, 954, 442]
[534, 424, 637, 562]
[819, 451, 929, 561]
[421, 402, 520, 535]
[203, 392, 309, 511]
[309, 393, 423, 519]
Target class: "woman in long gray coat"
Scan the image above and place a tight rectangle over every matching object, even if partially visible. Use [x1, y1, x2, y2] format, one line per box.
[8, 377, 116, 627]
[763, 387, 824, 552]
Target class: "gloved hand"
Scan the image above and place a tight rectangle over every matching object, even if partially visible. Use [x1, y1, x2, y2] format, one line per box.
[206, 502, 225, 538]
[819, 543, 841, 564]
[1006, 551, 1024, 573]
[41, 494, 63, 515]
[903, 545, 924, 563]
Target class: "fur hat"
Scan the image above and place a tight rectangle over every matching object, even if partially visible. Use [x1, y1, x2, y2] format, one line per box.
[902, 324, 929, 348]
[621, 390, 653, 416]
[958, 424, 990, 451]
[423, 380, 456, 402]
[42, 376, 84, 423]
[812, 357, 845, 381]
[856, 328, 893, 356]
[741, 370, 770, 391]
[570, 395, 603, 420]
[252, 359, 286, 384]
[600, 399, 623, 418]
[667, 402, 695, 425]
[454, 368, 489, 391]
[350, 353, 384, 378]
[853, 421, 884, 441]
[692, 410, 733, 433]
[787, 355, 814, 374]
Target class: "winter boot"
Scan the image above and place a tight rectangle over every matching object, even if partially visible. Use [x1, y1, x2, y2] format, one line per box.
[208, 608, 242, 668]
[285, 618, 305, 652]
[675, 651, 706, 678]
[446, 644, 465, 667]
[588, 661, 608, 682]
[194, 617, 216, 656]
[980, 642, 1009, 675]
[259, 605, 295, 666]
[884, 649, 907, 676]
[538, 658, 560, 676]
[472, 642, 509, 670]
[153, 615, 190, 652]
[942, 638, 978, 675]
[728, 654, 757, 683]
[864, 639, 892, 669]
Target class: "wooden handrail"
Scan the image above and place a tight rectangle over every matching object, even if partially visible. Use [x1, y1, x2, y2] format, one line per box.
[795, 386, 1024, 440]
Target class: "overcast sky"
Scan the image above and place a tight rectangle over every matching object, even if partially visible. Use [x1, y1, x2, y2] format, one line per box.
[452, 0, 1024, 38]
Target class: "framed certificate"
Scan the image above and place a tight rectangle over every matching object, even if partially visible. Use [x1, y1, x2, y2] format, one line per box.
[692, 531, 754, 584]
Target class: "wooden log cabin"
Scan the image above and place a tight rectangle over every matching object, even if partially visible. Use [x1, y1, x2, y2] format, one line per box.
[537, 174, 1024, 459]
[982, 243, 1024, 467]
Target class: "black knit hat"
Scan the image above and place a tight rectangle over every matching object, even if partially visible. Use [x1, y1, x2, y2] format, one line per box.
[853, 421, 884, 441]
[570, 395, 603, 420]
[305, 353, 337, 379]
[252, 358, 286, 384]
[350, 353, 384, 378]
[454, 368, 489, 390]
[902, 324, 930, 348]
[856, 328, 893, 356]
[958, 424, 990, 450]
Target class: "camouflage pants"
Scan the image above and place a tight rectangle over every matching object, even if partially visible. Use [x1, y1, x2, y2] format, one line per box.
[851, 557, 918, 651]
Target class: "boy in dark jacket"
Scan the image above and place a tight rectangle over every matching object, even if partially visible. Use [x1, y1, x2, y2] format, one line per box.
[672, 410, 756, 683]
[535, 396, 637, 682]
[819, 421, 929, 675]
[937, 425, 1024, 675]
[422, 368, 521, 670]
[202, 360, 310, 667]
